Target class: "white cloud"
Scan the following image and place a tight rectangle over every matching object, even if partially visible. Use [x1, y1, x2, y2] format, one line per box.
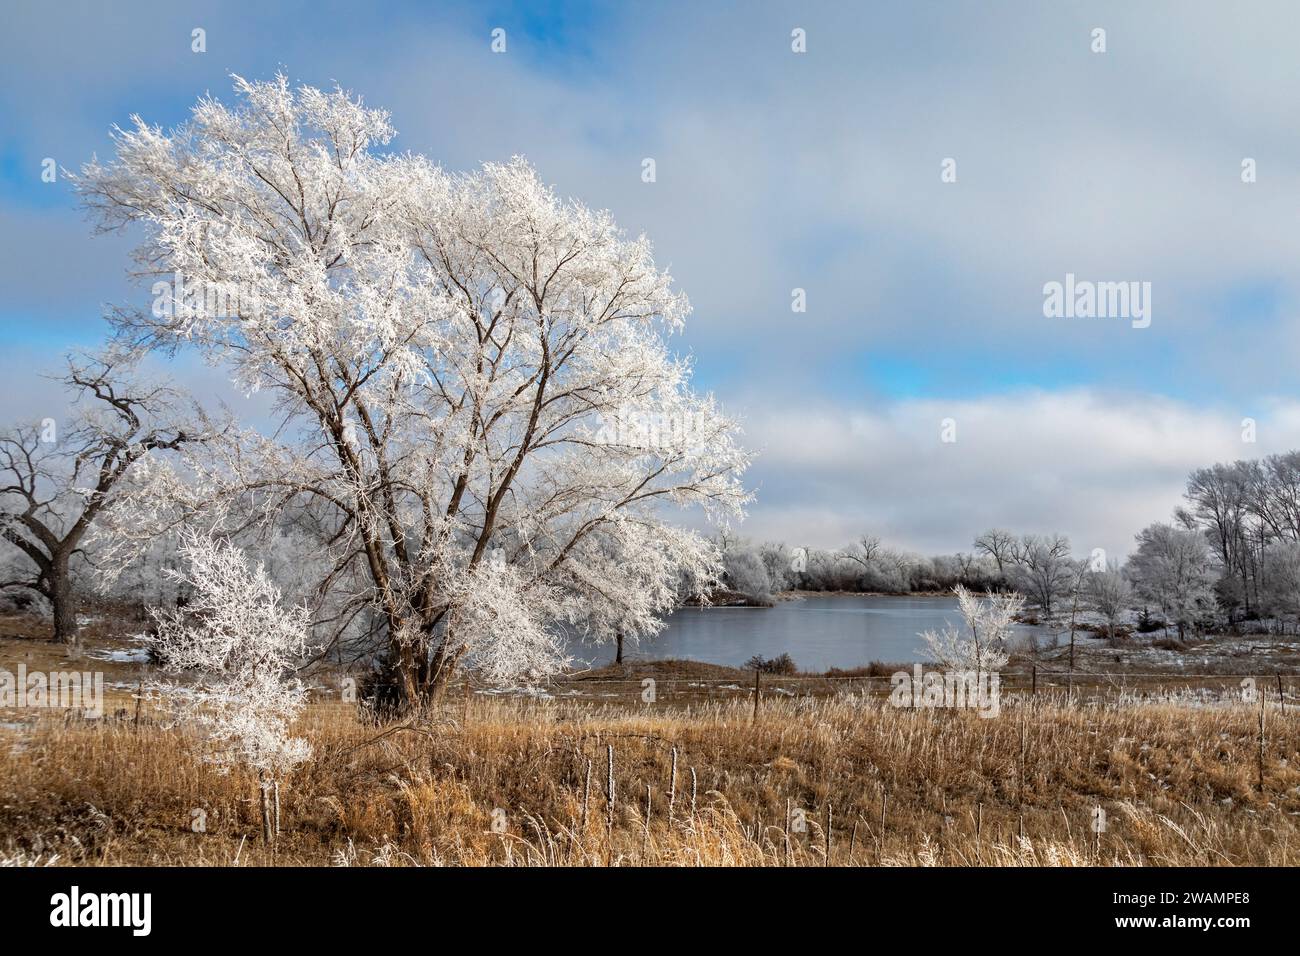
[4, 0, 1300, 551]
[736, 389, 1300, 558]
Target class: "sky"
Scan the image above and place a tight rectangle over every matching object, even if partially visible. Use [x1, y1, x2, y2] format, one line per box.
[2, 0, 1298, 560]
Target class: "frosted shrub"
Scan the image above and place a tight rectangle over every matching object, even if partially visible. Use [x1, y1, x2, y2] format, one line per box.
[149, 532, 314, 842]
[920, 585, 1025, 677]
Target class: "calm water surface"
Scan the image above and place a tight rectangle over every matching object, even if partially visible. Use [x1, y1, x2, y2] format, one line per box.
[566, 594, 1050, 671]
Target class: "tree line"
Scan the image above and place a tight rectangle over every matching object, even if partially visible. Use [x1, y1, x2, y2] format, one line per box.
[715, 460, 1300, 642]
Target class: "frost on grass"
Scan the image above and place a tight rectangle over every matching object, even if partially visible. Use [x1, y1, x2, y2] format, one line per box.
[0, 848, 60, 867]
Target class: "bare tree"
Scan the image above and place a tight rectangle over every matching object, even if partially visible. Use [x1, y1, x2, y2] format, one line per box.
[1010, 533, 1074, 618]
[1063, 558, 1089, 667]
[0, 353, 205, 643]
[953, 551, 979, 585]
[973, 528, 1019, 580]
[840, 534, 883, 573]
[1086, 566, 1133, 644]
[1185, 462, 1252, 616]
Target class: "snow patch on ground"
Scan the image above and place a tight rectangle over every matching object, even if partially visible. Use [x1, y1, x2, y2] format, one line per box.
[91, 648, 151, 664]
[475, 686, 554, 700]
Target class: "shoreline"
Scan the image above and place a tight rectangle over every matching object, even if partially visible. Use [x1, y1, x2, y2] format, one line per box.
[679, 588, 956, 609]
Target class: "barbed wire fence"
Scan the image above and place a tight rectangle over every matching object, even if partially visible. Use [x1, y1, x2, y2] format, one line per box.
[459, 664, 1298, 713]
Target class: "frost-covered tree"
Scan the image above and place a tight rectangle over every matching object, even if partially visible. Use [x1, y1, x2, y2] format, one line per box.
[149, 532, 313, 841]
[920, 585, 1025, 678]
[1010, 533, 1074, 617]
[1184, 462, 1253, 615]
[1125, 523, 1217, 640]
[1180, 451, 1300, 618]
[973, 528, 1020, 580]
[1085, 566, 1133, 644]
[0, 352, 206, 643]
[77, 76, 752, 708]
[1259, 541, 1300, 630]
[756, 541, 794, 595]
[840, 534, 884, 575]
[566, 521, 718, 665]
[720, 539, 774, 604]
[97, 527, 187, 621]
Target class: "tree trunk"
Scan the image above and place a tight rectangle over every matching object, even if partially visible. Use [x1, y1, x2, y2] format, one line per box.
[615, 633, 624, 665]
[425, 670, 455, 704]
[49, 559, 79, 646]
[379, 626, 427, 714]
[259, 776, 272, 845]
[423, 638, 467, 706]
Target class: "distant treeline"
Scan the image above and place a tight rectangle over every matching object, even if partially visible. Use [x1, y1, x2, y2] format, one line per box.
[715, 449, 1300, 640]
[715, 530, 1007, 606]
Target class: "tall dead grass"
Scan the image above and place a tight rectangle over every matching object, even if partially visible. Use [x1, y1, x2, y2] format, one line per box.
[1, 691, 1296, 866]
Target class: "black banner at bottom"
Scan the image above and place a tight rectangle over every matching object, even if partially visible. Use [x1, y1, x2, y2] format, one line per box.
[0, 865, 1271, 942]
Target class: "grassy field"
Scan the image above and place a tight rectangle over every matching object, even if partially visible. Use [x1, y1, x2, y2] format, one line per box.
[1, 614, 1298, 867]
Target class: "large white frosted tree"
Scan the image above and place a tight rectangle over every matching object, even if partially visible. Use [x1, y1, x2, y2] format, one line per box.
[78, 76, 752, 707]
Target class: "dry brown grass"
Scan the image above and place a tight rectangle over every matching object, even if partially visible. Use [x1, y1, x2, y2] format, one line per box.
[1, 687, 1297, 866]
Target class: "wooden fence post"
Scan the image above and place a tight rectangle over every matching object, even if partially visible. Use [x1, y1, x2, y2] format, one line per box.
[581, 756, 592, 836]
[668, 746, 678, 825]
[824, 803, 832, 866]
[1258, 692, 1266, 793]
[606, 744, 615, 864]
